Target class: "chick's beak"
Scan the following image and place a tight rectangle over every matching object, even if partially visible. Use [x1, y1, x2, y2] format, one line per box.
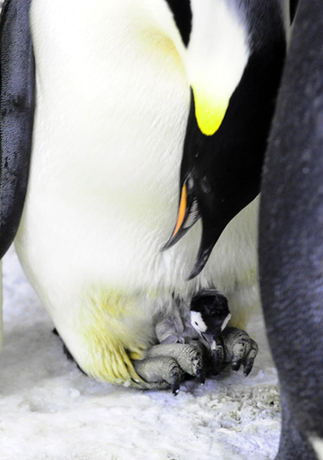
[201, 331, 216, 351]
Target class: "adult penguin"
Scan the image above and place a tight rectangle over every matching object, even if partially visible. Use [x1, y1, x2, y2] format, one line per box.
[0, 0, 287, 388]
[259, 0, 323, 458]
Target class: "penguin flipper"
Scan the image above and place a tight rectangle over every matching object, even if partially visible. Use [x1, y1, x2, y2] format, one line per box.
[0, 0, 35, 259]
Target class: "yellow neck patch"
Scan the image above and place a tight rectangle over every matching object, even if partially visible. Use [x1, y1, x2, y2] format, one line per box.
[192, 86, 228, 136]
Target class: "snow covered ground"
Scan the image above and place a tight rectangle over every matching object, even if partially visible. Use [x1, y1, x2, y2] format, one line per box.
[0, 247, 281, 460]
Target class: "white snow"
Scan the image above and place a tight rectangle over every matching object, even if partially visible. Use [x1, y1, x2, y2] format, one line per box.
[0, 247, 281, 460]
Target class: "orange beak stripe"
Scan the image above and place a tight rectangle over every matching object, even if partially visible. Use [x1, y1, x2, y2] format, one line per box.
[172, 184, 187, 238]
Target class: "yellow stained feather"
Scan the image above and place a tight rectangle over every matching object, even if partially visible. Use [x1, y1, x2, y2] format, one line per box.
[79, 288, 154, 385]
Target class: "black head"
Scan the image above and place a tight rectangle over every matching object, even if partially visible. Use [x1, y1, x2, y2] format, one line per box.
[190, 290, 230, 339]
[164, 0, 192, 47]
[162, 2, 286, 279]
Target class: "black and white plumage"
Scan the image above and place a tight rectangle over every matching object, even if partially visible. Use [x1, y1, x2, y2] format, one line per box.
[0, 0, 287, 387]
[190, 290, 231, 347]
[190, 290, 258, 378]
[163, 1, 287, 279]
[153, 290, 230, 347]
[136, 290, 257, 393]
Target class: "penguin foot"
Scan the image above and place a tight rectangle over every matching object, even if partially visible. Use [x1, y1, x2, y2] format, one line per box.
[133, 342, 204, 394]
[133, 357, 184, 395]
[145, 342, 204, 376]
[210, 327, 258, 377]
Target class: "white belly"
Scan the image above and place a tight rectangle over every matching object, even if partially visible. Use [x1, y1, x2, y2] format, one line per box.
[15, 0, 259, 382]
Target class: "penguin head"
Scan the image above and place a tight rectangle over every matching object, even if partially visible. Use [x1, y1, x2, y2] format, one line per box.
[190, 290, 231, 348]
[161, 0, 286, 278]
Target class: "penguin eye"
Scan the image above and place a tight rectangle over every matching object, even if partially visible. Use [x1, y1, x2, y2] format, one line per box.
[187, 176, 195, 191]
[200, 176, 211, 194]
[195, 321, 199, 326]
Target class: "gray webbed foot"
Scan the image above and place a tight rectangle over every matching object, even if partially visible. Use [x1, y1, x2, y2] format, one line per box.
[134, 356, 184, 395]
[213, 327, 258, 376]
[146, 343, 203, 377]
[133, 342, 204, 395]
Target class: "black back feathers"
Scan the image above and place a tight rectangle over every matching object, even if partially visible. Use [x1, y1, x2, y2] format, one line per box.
[165, 0, 192, 47]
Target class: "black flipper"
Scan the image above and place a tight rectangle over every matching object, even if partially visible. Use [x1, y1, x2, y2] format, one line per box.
[0, 0, 35, 259]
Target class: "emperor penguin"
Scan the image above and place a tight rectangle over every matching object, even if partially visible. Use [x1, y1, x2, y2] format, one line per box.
[0, 0, 287, 388]
[259, 0, 323, 458]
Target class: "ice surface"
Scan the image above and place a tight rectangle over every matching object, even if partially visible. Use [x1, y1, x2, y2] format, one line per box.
[0, 247, 281, 460]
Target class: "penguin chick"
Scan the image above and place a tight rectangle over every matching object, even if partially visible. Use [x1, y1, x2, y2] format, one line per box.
[154, 291, 230, 347]
[190, 289, 231, 349]
[190, 290, 258, 376]
[154, 297, 199, 345]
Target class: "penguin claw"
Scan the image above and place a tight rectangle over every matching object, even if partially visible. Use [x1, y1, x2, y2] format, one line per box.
[195, 367, 206, 385]
[243, 357, 255, 377]
[242, 339, 258, 376]
[171, 372, 181, 395]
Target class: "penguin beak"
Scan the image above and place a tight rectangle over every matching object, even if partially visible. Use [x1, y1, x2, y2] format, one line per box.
[161, 89, 227, 276]
[200, 331, 216, 351]
[162, 88, 222, 254]
[187, 222, 223, 280]
[162, 176, 201, 251]
[162, 177, 224, 280]
[161, 88, 234, 279]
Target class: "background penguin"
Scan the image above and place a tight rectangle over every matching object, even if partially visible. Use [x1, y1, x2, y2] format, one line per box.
[0, 0, 35, 352]
[0, 0, 287, 388]
[259, 0, 323, 458]
[289, 0, 299, 22]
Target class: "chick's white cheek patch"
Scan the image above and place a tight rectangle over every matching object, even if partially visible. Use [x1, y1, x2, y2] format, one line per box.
[190, 311, 207, 333]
